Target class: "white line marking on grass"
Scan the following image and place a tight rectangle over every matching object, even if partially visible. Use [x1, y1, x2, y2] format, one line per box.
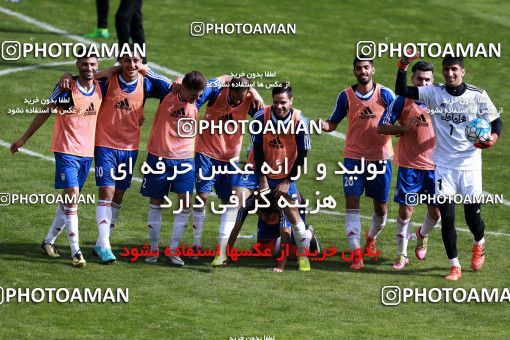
[0, 140, 142, 183]
[0, 60, 76, 77]
[1, 140, 509, 237]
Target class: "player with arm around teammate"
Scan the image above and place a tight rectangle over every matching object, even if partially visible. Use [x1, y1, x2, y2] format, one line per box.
[395, 55, 503, 280]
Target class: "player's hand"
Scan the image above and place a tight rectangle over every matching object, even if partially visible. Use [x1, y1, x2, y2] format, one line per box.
[250, 91, 264, 110]
[138, 116, 145, 126]
[258, 176, 270, 193]
[474, 133, 498, 149]
[248, 87, 264, 110]
[59, 73, 73, 91]
[315, 118, 331, 132]
[397, 49, 421, 71]
[10, 138, 26, 154]
[170, 77, 183, 92]
[138, 64, 149, 76]
[273, 180, 290, 198]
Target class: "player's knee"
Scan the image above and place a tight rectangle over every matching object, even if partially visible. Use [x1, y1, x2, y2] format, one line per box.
[373, 201, 387, 216]
[112, 193, 125, 205]
[398, 205, 413, 221]
[99, 186, 115, 200]
[345, 196, 360, 210]
[193, 195, 206, 211]
[428, 206, 441, 222]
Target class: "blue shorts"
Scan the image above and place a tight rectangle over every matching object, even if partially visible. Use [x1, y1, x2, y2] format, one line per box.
[140, 153, 195, 199]
[258, 219, 281, 241]
[54, 153, 93, 190]
[236, 173, 299, 201]
[94, 146, 138, 191]
[394, 167, 436, 205]
[195, 153, 240, 200]
[342, 158, 392, 203]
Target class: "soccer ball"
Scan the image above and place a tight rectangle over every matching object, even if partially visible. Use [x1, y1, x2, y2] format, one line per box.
[465, 118, 491, 144]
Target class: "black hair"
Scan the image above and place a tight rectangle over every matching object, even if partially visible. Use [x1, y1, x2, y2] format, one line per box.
[272, 82, 292, 98]
[353, 56, 374, 67]
[442, 56, 464, 68]
[412, 60, 434, 73]
[230, 76, 251, 92]
[182, 71, 207, 91]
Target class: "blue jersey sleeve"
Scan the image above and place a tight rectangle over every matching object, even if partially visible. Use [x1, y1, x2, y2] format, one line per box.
[380, 86, 396, 108]
[328, 90, 348, 123]
[250, 109, 265, 144]
[378, 95, 405, 126]
[296, 114, 311, 151]
[195, 77, 224, 110]
[144, 68, 173, 100]
[248, 104, 258, 117]
[96, 77, 109, 97]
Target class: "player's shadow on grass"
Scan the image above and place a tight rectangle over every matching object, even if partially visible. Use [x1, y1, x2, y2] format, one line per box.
[222, 256, 381, 272]
[102, 242, 213, 273]
[357, 262, 446, 277]
[0, 242, 447, 277]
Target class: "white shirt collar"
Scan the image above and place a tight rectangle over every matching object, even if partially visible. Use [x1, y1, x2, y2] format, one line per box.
[76, 79, 95, 94]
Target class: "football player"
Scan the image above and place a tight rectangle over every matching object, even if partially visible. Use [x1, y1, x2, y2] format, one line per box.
[378, 60, 441, 270]
[395, 55, 503, 280]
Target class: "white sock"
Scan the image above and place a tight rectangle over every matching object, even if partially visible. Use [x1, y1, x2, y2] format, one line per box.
[96, 200, 112, 250]
[396, 217, 410, 257]
[170, 210, 190, 251]
[192, 209, 206, 247]
[474, 237, 485, 246]
[420, 213, 439, 237]
[291, 220, 309, 255]
[110, 202, 121, 232]
[368, 212, 387, 239]
[44, 203, 66, 244]
[64, 207, 79, 256]
[345, 209, 361, 250]
[449, 257, 461, 268]
[148, 204, 162, 251]
[218, 207, 239, 259]
[305, 229, 312, 240]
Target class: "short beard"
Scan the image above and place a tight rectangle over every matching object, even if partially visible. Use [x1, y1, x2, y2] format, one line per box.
[358, 78, 370, 85]
[81, 73, 94, 81]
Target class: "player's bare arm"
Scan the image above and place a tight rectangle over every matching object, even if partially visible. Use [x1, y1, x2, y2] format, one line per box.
[315, 118, 338, 132]
[249, 87, 264, 110]
[377, 116, 421, 136]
